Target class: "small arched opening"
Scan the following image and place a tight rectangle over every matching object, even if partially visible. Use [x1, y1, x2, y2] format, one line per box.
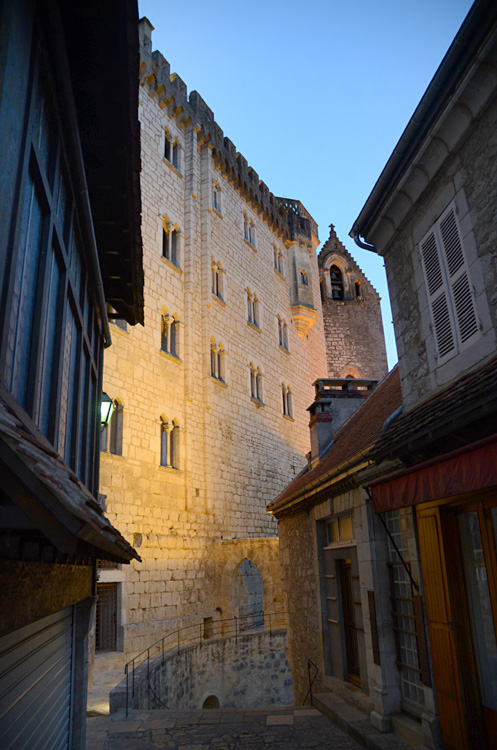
[202, 694, 220, 710]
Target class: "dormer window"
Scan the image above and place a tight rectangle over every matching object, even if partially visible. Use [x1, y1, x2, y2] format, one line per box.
[330, 265, 343, 299]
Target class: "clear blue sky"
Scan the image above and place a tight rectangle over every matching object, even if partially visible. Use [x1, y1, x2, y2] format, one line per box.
[138, 0, 474, 369]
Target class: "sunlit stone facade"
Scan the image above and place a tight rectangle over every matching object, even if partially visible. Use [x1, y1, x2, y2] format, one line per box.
[97, 19, 330, 657]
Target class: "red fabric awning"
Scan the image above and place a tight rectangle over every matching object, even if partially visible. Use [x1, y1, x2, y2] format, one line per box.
[371, 436, 497, 513]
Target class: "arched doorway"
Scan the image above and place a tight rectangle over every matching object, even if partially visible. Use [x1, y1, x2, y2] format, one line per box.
[234, 558, 264, 632]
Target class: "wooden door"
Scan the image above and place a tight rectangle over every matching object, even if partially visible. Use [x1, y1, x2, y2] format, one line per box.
[418, 496, 497, 749]
[417, 508, 468, 750]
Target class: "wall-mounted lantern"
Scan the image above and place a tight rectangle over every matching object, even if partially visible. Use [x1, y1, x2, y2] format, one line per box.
[100, 393, 114, 430]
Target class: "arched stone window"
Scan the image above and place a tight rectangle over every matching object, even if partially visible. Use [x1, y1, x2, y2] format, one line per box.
[234, 558, 264, 632]
[249, 363, 263, 404]
[162, 220, 182, 268]
[160, 416, 180, 469]
[161, 311, 181, 358]
[160, 417, 169, 467]
[282, 384, 293, 418]
[212, 181, 222, 214]
[277, 314, 289, 351]
[300, 269, 308, 285]
[246, 289, 260, 328]
[170, 420, 180, 469]
[340, 366, 363, 379]
[164, 129, 181, 171]
[330, 265, 344, 299]
[243, 212, 256, 248]
[210, 340, 226, 383]
[273, 245, 284, 275]
[211, 258, 225, 301]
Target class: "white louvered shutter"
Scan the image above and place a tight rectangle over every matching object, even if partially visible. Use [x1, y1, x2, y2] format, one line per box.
[419, 202, 479, 363]
[420, 229, 456, 361]
[437, 206, 479, 348]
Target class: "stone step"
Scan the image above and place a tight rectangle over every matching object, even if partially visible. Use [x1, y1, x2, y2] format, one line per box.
[313, 692, 412, 750]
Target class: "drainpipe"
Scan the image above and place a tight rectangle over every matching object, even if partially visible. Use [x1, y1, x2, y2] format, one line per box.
[353, 234, 378, 253]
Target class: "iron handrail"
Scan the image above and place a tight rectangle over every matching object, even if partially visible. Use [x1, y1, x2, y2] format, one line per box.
[124, 610, 287, 716]
[303, 659, 319, 706]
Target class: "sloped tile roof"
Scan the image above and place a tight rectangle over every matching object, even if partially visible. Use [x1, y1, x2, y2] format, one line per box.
[268, 367, 401, 513]
[0, 387, 140, 563]
[373, 354, 497, 459]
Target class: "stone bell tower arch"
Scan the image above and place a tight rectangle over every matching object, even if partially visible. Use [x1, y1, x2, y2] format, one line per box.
[318, 225, 388, 381]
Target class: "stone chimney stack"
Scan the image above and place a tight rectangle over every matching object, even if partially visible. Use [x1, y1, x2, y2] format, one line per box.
[308, 378, 378, 467]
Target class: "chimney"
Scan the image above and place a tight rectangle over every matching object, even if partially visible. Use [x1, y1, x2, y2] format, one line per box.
[308, 378, 378, 467]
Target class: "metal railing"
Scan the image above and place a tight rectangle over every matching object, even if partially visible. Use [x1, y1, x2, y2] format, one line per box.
[124, 610, 287, 716]
[304, 659, 319, 706]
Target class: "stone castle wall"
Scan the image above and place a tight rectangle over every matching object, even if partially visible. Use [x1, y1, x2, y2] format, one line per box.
[322, 298, 388, 380]
[98, 20, 327, 657]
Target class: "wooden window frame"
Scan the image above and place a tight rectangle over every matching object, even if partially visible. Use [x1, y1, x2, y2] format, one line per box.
[0, 22, 104, 496]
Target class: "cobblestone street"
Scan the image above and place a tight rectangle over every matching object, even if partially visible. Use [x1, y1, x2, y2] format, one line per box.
[86, 707, 365, 749]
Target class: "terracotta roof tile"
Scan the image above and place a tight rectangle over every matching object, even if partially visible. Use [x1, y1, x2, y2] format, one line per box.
[373, 354, 497, 459]
[268, 367, 401, 512]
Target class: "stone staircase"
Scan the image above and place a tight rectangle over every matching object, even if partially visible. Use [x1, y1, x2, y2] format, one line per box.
[87, 652, 126, 716]
[313, 692, 419, 750]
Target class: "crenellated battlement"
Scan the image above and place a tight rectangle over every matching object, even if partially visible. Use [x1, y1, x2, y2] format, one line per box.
[138, 17, 316, 246]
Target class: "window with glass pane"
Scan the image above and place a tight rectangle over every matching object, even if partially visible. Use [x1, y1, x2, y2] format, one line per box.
[0, 43, 103, 496]
[459, 511, 497, 712]
[385, 510, 425, 707]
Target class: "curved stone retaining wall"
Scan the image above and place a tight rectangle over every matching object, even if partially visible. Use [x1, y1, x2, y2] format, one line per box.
[111, 629, 292, 712]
